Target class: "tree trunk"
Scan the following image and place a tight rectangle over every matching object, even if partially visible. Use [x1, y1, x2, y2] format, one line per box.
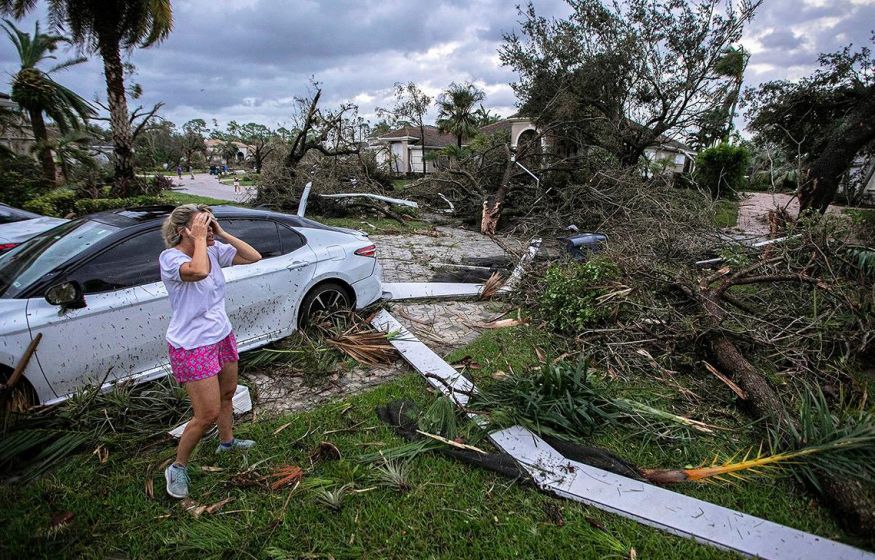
[27, 108, 56, 184]
[698, 286, 875, 536]
[799, 95, 875, 215]
[480, 145, 515, 235]
[99, 37, 136, 190]
[419, 122, 427, 175]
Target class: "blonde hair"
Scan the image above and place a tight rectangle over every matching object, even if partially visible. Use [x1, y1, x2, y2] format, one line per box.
[161, 204, 212, 248]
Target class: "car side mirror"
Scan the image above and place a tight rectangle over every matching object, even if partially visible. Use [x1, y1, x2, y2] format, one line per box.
[45, 281, 86, 309]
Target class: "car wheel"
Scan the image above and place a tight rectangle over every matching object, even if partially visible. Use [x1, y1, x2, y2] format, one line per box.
[298, 282, 352, 328]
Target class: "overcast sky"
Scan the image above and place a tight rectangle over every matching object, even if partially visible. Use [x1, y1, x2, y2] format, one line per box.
[0, 0, 872, 133]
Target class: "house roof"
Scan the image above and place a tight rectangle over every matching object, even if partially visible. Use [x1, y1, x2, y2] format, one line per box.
[378, 125, 457, 148]
[655, 135, 694, 153]
[478, 119, 514, 135]
[205, 139, 253, 150]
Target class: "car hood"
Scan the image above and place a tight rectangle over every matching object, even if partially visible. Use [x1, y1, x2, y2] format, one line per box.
[0, 217, 69, 244]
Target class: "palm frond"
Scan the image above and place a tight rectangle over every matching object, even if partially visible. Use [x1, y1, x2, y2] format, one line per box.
[642, 387, 875, 486]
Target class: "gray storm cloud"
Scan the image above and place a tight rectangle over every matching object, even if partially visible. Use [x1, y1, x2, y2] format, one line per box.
[0, 0, 871, 129]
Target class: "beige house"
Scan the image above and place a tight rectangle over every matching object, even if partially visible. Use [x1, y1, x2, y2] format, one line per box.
[371, 125, 457, 174]
[371, 116, 696, 175]
[205, 139, 254, 166]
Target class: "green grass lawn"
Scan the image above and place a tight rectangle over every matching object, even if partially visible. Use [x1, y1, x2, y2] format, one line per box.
[713, 199, 740, 228]
[392, 179, 413, 191]
[1, 324, 860, 559]
[162, 192, 239, 207]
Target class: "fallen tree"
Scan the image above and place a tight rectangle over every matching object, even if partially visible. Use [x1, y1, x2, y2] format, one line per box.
[506, 170, 875, 536]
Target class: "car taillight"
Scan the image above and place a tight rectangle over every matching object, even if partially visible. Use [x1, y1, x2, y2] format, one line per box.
[0, 243, 17, 252]
[354, 244, 376, 258]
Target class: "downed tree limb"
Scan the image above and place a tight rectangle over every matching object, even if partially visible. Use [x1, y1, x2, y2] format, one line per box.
[687, 272, 875, 537]
[2, 333, 42, 392]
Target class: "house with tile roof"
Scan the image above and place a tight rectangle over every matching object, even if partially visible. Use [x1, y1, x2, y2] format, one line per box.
[371, 125, 457, 174]
[372, 116, 696, 175]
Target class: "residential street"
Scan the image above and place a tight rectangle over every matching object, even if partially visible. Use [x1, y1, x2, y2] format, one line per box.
[171, 172, 255, 203]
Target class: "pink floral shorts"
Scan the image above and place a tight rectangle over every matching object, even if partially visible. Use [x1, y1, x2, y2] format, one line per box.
[168, 332, 238, 384]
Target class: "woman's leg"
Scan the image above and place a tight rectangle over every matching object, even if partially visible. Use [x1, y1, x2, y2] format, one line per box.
[175, 375, 221, 466]
[216, 360, 238, 443]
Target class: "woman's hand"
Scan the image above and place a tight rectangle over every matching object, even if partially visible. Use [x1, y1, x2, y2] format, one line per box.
[183, 212, 211, 242]
[209, 216, 227, 237]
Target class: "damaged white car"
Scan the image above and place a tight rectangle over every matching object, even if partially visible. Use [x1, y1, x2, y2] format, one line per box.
[0, 205, 382, 406]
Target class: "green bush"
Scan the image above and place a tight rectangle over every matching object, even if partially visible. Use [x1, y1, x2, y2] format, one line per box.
[538, 257, 621, 333]
[0, 153, 51, 208]
[74, 195, 167, 215]
[23, 190, 170, 217]
[694, 143, 751, 199]
[23, 188, 78, 217]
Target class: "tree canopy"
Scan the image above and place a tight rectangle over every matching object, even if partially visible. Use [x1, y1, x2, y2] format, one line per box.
[745, 37, 875, 213]
[436, 82, 485, 148]
[500, 0, 759, 166]
[2, 18, 92, 183]
[1, 0, 174, 192]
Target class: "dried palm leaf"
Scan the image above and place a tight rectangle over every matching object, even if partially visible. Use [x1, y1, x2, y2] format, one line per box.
[479, 271, 505, 299]
[326, 329, 396, 365]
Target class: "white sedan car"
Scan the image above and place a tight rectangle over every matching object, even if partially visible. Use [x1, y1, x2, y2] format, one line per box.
[0, 205, 382, 406]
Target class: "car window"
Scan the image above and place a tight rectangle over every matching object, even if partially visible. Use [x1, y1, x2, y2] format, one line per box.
[219, 219, 283, 259]
[67, 229, 165, 294]
[0, 205, 41, 224]
[279, 224, 305, 254]
[0, 219, 120, 298]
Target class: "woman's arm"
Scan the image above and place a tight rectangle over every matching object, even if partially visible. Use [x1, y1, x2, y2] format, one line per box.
[179, 213, 211, 281]
[211, 218, 262, 265]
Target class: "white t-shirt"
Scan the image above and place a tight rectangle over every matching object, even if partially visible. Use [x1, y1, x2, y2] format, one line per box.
[159, 241, 237, 350]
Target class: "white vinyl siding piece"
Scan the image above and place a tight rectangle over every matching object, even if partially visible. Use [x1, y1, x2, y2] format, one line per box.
[371, 309, 874, 560]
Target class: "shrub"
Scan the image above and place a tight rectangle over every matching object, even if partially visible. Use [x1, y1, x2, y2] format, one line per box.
[694, 143, 751, 199]
[0, 153, 51, 208]
[538, 257, 621, 333]
[74, 195, 167, 215]
[23, 188, 78, 217]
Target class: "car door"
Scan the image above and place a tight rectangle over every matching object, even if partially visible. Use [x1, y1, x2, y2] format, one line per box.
[26, 228, 171, 399]
[220, 218, 316, 348]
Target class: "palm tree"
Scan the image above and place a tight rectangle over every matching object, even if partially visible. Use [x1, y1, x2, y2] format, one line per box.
[2, 19, 93, 183]
[473, 104, 501, 127]
[48, 130, 96, 181]
[436, 83, 486, 149]
[1, 1, 173, 190]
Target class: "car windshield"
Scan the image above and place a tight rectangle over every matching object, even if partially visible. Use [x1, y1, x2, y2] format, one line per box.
[0, 205, 41, 224]
[0, 219, 120, 298]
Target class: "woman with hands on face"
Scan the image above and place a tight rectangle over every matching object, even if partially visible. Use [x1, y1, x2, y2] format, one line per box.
[158, 204, 262, 499]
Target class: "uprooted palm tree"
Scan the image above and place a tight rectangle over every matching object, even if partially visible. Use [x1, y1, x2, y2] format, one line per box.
[436, 82, 486, 149]
[1, 1, 173, 191]
[2, 19, 93, 183]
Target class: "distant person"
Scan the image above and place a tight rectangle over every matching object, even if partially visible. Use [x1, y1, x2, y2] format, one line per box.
[233, 177, 240, 193]
[159, 204, 262, 499]
[189, 165, 194, 180]
[176, 165, 182, 181]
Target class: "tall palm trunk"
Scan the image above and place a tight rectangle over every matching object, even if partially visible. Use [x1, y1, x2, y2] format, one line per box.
[99, 38, 135, 189]
[27, 108, 56, 184]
